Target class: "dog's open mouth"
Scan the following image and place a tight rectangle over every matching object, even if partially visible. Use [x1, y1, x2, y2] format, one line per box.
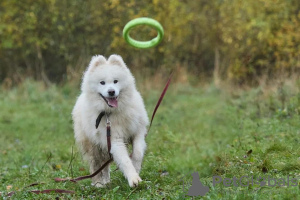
[100, 94, 118, 108]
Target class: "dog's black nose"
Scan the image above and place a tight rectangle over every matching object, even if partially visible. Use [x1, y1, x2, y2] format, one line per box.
[108, 90, 115, 96]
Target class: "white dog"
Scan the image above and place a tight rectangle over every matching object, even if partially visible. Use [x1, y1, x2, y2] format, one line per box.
[72, 55, 149, 187]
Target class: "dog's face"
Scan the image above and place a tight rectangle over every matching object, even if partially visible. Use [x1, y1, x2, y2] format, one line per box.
[95, 66, 124, 108]
[82, 55, 134, 108]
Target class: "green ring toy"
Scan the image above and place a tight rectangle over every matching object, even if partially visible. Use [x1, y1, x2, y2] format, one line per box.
[123, 17, 164, 48]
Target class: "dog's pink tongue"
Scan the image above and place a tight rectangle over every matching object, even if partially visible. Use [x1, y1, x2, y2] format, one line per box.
[108, 98, 118, 107]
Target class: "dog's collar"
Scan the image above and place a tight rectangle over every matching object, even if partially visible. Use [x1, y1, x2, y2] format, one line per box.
[95, 111, 111, 129]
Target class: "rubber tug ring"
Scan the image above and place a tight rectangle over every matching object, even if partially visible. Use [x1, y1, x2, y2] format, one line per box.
[123, 17, 164, 49]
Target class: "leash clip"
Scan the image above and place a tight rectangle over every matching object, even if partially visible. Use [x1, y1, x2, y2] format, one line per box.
[106, 114, 111, 127]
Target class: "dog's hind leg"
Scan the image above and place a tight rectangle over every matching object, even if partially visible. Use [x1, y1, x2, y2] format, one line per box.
[131, 133, 147, 174]
[80, 138, 111, 187]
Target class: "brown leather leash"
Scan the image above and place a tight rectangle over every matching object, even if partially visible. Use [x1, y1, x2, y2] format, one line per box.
[7, 72, 172, 197]
[147, 72, 173, 134]
[55, 113, 113, 183]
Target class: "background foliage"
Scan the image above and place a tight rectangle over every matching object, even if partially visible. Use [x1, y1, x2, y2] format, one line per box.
[0, 0, 300, 85]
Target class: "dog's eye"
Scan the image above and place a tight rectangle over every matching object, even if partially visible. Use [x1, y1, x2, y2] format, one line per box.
[114, 80, 118, 84]
[100, 81, 105, 85]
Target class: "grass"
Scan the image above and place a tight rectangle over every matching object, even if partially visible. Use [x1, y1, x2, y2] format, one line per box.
[0, 80, 300, 199]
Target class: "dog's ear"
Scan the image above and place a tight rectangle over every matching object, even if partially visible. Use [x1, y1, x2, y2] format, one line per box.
[108, 54, 126, 67]
[88, 55, 106, 70]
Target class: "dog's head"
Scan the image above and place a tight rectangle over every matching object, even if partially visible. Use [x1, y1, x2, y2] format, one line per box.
[81, 55, 135, 108]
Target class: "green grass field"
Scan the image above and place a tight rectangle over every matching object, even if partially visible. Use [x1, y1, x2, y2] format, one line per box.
[0, 80, 300, 199]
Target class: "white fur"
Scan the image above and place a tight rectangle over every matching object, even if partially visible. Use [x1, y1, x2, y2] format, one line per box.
[72, 55, 149, 187]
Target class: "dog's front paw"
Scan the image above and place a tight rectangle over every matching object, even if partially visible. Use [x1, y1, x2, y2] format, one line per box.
[128, 173, 142, 187]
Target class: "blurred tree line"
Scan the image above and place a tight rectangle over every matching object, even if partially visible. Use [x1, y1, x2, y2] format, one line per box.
[0, 0, 300, 86]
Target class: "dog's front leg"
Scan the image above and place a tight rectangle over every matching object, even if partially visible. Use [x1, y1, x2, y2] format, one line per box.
[111, 139, 142, 187]
[131, 133, 146, 174]
[89, 146, 111, 188]
[79, 138, 110, 188]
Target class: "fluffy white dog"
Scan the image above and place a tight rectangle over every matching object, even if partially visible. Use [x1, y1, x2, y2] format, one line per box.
[72, 55, 149, 187]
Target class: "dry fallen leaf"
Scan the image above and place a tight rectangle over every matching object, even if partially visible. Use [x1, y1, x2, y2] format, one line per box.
[215, 156, 221, 162]
[52, 164, 62, 170]
[247, 149, 253, 155]
[79, 167, 85, 171]
[6, 185, 12, 190]
[262, 166, 268, 173]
